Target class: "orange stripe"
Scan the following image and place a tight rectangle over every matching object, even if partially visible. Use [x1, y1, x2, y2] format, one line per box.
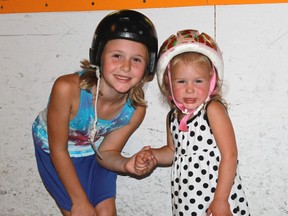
[208, 0, 287, 4]
[0, 0, 287, 14]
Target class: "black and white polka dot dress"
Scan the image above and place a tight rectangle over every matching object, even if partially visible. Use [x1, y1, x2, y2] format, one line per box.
[169, 108, 250, 216]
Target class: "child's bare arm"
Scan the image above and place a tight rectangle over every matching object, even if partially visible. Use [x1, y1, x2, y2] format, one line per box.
[206, 100, 237, 216]
[149, 113, 175, 166]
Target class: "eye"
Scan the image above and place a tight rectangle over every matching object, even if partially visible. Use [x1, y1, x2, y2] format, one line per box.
[132, 57, 143, 63]
[112, 53, 121, 59]
[177, 80, 185, 84]
[195, 79, 203, 84]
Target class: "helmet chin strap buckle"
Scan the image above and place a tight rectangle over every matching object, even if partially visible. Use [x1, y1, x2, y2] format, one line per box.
[182, 109, 189, 115]
[179, 103, 204, 132]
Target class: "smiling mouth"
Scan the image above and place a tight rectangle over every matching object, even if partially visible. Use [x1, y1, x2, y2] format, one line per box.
[114, 75, 131, 82]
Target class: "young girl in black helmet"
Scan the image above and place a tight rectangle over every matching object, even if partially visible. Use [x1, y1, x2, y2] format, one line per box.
[32, 10, 158, 216]
[137, 29, 250, 215]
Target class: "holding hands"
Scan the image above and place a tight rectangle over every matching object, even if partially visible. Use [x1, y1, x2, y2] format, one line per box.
[125, 146, 157, 176]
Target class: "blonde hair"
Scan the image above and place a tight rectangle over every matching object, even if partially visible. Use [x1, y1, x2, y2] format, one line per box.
[159, 52, 227, 110]
[79, 59, 149, 107]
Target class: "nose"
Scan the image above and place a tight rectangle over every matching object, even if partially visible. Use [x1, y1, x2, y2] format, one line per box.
[185, 83, 194, 94]
[120, 59, 131, 73]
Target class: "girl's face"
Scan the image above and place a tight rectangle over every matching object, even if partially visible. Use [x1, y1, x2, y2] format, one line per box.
[100, 39, 149, 94]
[171, 61, 211, 110]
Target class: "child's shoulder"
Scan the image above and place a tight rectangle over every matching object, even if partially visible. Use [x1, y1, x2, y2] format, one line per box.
[52, 73, 81, 94]
[206, 99, 229, 122]
[206, 99, 227, 112]
[55, 73, 80, 85]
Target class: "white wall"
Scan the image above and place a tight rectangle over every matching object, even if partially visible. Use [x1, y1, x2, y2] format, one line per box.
[0, 4, 287, 216]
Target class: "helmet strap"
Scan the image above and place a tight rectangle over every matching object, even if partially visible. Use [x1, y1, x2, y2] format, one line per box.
[89, 65, 103, 159]
[167, 64, 217, 132]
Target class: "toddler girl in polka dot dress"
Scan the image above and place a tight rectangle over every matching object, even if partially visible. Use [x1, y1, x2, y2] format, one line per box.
[140, 29, 250, 216]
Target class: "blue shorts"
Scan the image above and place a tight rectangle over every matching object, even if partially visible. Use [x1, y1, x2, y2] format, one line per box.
[34, 143, 117, 211]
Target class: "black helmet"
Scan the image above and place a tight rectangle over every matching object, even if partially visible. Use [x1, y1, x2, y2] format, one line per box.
[89, 10, 158, 76]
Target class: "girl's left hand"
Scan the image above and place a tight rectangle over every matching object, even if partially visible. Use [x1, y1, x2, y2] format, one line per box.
[206, 200, 232, 216]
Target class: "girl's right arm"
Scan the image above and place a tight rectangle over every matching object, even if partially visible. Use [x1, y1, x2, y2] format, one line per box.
[133, 113, 174, 174]
[150, 113, 175, 166]
[47, 75, 95, 216]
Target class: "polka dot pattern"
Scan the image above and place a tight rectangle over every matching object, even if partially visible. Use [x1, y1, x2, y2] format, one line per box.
[169, 109, 250, 215]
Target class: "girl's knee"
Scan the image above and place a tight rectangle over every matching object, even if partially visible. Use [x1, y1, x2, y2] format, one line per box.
[95, 198, 117, 216]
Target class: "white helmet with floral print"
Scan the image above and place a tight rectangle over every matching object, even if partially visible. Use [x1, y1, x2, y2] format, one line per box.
[156, 29, 224, 88]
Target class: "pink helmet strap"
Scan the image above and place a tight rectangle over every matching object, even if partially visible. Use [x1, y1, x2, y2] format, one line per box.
[208, 66, 217, 96]
[168, 64, 217, 131]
